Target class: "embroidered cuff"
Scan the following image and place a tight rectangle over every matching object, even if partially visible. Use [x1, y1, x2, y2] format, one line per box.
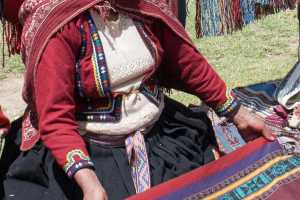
[215, 91, 241, 118]
[63, 149, 94, 178]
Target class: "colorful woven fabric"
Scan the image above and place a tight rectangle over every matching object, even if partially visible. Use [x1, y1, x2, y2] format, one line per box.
[125, 131, 151, 193]
[87, 14, 111, 98]
[233, 81, 279, 118]
[211, 80, 300, 155]
[195, 0, 295, 37]
[209, 81, 280, 154]
[276, 61, 300, 110]
[211, 122, 246, 154]
[75, 14, 163, 123]
[127, 138, 300, 200]
[215, 91, 241, 118]
[75, 15, 123, 122]
[63, 149, 94, 177]
[127, 71, 300, 199]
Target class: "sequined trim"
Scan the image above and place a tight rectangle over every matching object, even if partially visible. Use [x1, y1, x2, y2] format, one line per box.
[87, 14, 111, 97]
[215, 90, 241, 118]
[63, 149, 94, 177]
[75, 24, 87, 99]
[76, 96, 123, 122]
[75, 14, 123, 122]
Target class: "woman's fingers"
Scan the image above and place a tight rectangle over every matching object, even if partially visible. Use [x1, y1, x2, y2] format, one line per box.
[261, 125, 276, 141]
[249, 114, 276, 141]
[232, 106, 276, 142]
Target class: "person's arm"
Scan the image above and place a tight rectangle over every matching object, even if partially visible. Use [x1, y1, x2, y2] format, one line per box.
[35, 18, 107, 199]
[157, 23, 239, 118]
[156, 23, 274, 141]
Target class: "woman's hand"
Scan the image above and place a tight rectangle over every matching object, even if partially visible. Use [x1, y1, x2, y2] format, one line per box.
[231, 106, 276, 142]
[74, 168, 108, 200]
[83, 186, 108, 200]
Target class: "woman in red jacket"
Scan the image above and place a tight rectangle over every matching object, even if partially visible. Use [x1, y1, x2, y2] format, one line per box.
[1, 0, 274, 199]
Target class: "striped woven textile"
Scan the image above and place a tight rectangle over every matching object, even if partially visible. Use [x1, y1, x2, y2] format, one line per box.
[211, 79, 300, 155]
[127, 76, 300, 199]
[276, 61, 300, 110]
[210, 80, 286, 154]
[127, 138, 300, 200]
[195, 0, 295, 37]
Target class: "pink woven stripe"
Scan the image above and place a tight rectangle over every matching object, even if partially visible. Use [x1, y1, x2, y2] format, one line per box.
[125, 131, 151, 193]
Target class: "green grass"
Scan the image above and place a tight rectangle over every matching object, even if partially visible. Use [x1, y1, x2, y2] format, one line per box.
[171, 1, 298, 104]
[1, 3, 299, 105]
[0, 52, 23, 80]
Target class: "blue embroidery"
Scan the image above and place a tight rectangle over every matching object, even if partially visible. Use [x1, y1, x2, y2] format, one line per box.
[217, 155, 300, 200]
[75, 14, 162, 122]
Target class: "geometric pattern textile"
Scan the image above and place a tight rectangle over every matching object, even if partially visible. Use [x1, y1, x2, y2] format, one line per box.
[127, 138, 300, 200]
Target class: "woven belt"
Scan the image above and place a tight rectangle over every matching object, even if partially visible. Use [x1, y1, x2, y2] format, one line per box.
[84, 128, 152, 193]
[125, 130, 151, 193]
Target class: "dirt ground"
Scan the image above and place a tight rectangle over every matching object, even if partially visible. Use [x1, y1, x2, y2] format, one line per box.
[0, 74, 26, 120]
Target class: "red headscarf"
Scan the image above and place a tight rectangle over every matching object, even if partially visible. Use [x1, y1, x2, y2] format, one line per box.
[16, 0, 194, 107]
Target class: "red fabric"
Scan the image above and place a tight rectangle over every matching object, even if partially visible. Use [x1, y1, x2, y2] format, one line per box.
[152, 23, 228, 108]
[35, 17, 89, 168]
[267, 177, 300, 200]
[19, 0, 192, 105]
[127, 138, 268, 200]
[3, 0, 24, 24]
[0, 107, 10, 129]
[167, 0, 179, 17]
[15, 0, 230, 173]
[34, 15, 228, 169]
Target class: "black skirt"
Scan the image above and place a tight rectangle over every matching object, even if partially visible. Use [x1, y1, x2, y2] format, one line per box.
[1, 97, 216, 200]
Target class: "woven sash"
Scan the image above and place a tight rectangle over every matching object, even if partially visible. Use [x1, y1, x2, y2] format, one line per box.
[125, 130, 151, 193]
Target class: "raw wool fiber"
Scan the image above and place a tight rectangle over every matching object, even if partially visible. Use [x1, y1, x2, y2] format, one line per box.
[195, 0, 295, 38]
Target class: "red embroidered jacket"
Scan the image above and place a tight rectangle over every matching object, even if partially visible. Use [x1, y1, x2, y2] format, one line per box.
[35, 15, 234, 177]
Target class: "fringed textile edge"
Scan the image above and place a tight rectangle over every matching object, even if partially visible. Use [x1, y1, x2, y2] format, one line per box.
[3, 20, 22, 56]
[195, 0, 295, 38]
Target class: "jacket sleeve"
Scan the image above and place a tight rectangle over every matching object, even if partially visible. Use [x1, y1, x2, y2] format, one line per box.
[35, 17, 94, 178]
[156, 23, 240, 117]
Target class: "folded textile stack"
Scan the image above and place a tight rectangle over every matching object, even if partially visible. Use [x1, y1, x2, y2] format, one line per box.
[195, 0, 295, 37]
